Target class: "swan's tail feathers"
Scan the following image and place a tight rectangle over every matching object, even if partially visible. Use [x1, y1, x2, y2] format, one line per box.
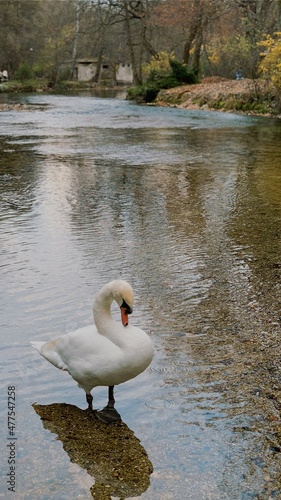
[30, 338, 68, 371]
[30, 341, 45, 354]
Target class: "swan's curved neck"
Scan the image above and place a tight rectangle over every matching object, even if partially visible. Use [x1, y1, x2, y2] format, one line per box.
[93, 288, 116, 335]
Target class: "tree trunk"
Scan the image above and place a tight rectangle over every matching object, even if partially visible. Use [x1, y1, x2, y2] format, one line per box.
[277, 0, 281, 29]
[124, 0, 142, 85]
[192, 30, 203, 74]
[69, 1, 81, 80]
[182, 30, 197, 66]
[182, 0, 207, 70]
[91, 47, 104, 83]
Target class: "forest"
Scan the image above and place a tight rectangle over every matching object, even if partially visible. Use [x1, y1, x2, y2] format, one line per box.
[0, 0, 281, 92]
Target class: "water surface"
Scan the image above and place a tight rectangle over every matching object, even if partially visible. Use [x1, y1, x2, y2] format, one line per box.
[1, 92, 281, 499]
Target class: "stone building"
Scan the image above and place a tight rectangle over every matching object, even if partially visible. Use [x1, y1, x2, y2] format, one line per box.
[74, 59, 133, 85]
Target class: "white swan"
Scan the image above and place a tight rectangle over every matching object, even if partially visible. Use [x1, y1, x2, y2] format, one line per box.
[31, 280, 154, 423]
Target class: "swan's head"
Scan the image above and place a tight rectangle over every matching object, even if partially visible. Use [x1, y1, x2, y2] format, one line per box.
[111, 280, 134, 327]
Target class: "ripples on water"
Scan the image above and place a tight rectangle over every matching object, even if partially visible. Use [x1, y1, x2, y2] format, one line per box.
[1, 92, 281, 498]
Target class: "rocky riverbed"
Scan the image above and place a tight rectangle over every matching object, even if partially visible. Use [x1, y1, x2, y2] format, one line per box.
[0, 103, 37, 111]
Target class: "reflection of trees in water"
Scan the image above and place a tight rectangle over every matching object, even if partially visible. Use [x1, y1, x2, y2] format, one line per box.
[64, 156, 214, 325]
[0, 139, 38, 217]
[33, 403, 153, 499]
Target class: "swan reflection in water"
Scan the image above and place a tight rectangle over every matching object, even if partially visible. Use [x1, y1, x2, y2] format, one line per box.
[33, 402, 153, 499]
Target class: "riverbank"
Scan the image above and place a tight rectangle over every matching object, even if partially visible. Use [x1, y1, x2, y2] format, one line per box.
[0, 79, 123, 111]
[155, 76, 279, 116]
[0, 77, 279, 117]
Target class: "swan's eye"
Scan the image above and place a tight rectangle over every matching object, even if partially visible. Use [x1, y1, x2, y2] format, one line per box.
[121, 299, 133, 315]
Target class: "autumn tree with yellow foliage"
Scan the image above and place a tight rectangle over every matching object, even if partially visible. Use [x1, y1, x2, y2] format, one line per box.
[259, 33, 281, 90]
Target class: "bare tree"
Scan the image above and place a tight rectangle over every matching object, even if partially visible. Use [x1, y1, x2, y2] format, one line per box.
[70, 1, 83, 80]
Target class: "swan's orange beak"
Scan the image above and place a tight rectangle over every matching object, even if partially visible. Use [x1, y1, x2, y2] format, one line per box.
[121, 307, 129, 327]
[120, 302, 133, 327]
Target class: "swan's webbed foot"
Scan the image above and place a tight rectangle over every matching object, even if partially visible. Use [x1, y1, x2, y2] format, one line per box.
[96, 406, 121, 424]
[86, 392, 93, 410]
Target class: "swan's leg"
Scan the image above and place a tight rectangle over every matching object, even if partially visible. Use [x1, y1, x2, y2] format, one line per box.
[86, 392, 93, 410]
[108, 386, 115, 408]
[95, 385, 121, 424]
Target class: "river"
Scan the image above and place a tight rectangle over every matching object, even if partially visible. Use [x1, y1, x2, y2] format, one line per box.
[1, 91, 281, 499]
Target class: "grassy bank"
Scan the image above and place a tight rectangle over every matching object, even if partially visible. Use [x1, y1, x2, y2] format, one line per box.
[0, 79, 119, 93]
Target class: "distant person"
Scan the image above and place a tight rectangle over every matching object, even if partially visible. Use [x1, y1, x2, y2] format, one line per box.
[2, 70, 8, 82]
[235, 69, 243, 80]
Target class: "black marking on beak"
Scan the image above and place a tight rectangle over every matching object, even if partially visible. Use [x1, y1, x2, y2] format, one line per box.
[121, 299, 133, 315]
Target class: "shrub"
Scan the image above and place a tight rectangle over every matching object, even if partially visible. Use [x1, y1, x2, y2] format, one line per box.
[127, 85, 145, 100]
[15, 62, 33, 83]
[128, 57, 198, 103]
[142, 84, 160, 103]
[142, 51, 174, 81]
[169, 59, 198, 84]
